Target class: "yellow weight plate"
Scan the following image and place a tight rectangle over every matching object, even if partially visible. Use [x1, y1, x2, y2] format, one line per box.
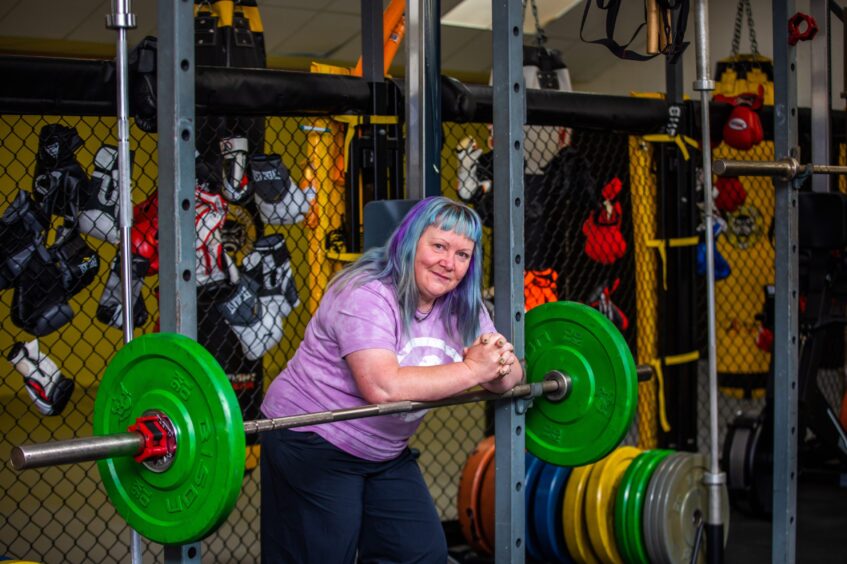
[562, 463, 601, 564]
[585, 446, 641, 564]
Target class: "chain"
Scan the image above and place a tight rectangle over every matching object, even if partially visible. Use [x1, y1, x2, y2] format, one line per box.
[731, 0, 758, 57]
[745, 0, 758, 55]
[530, 0, 547, 48]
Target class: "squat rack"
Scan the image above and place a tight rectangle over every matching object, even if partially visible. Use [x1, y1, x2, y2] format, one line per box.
[138, 1, 815, 563]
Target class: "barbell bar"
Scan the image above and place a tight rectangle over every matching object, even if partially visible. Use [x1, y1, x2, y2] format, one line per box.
[8, 301, 643, 545]
[11, 372, 575, 472]
[713, 157, 847, 179]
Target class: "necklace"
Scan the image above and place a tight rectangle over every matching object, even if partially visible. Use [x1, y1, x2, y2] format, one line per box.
[415, 304, 434, 321]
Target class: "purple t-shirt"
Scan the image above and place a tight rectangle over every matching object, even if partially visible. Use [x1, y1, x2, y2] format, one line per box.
[261, 279, 496, 461]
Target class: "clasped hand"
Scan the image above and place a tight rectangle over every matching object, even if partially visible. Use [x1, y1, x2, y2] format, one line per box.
[463, 332, 522, 389]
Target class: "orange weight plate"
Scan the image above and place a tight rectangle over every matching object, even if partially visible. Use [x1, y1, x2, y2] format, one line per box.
[457, 436, 495, 556]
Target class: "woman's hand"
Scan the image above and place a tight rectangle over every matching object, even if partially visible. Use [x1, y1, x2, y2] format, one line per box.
[463, 332, 523, 392]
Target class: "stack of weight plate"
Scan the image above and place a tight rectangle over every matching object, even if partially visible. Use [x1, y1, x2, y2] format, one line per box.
[633, 452, 729, 564]
[458, 439, 576, 561]
[563, 446, 641, 563]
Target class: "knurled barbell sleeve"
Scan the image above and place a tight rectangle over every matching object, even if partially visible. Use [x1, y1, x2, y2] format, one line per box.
[11, 433, 144, 471]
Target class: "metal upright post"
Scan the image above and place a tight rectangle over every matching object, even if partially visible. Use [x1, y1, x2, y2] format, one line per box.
[492, 1, 526, 561]
[405, 0, 441, 199]
[810, 0, 832, 193]
[158, 0, 200, 562]
[772, 0, 800, 562]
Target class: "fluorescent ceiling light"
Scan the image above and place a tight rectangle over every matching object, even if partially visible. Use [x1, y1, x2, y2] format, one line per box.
[441, 0, 582, 33]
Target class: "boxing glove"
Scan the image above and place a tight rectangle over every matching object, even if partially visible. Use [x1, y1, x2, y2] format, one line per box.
[11, 246, 74, 336]
[696, 223, 731, 280]
[250, 154, 315, 225]
[96, 255, 150, 329]
[714, 177, 747, 213]
[51, 228, 101, 299]
[456, 137, 484, 201]
[231, 234, 300, 360]
[78, 145, 132, 244]
[131, 216, 159, 277]
[195, 188, 229, 287]
[0, 190, 50, 290]
[215, 254, 262, 327]
[582, 202, 627, 265]
[722, 104, 764, 151]
[8, 339, 74, 416]
[220, 136, 252, 204]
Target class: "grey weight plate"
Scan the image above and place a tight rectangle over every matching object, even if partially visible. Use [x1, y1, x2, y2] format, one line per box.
[652, 453, 692, 564]
[656, 453, 732, 564]
[643, 452, 686, 564]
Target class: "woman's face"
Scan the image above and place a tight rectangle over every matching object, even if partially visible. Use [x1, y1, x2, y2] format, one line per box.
[414, 225, 475, 309]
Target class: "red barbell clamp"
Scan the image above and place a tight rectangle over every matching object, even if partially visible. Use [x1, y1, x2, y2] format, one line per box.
[129, 414, 176, 463]
[788, 12, 818, 45]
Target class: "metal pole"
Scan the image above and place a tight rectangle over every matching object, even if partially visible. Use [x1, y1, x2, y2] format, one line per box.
[772, 0, 800, 561]
[492, 0, 526, 560]
[692, 0, 726, 561]
[105, 1, 140, 560]
[11, 376, 567, 471]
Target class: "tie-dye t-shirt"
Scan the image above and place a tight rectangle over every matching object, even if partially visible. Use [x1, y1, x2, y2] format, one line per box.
[261, 278, 496, 461]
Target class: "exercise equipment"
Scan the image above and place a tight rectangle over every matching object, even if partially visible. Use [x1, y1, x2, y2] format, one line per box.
[11, 302, 641, 545]
[614, 449, 673, 564]
[562, 463, 601, 564]
[533, 464, 573, 562]
[644, 452, 730, 564]
[457, 435, 495, 556]
[584, 446, 641, 564]
[525, 301, 638, 466]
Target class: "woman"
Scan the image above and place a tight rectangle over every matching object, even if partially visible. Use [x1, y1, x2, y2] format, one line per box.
[260, 196, 523, 563]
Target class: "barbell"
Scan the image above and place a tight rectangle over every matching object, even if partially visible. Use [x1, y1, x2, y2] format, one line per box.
[9, 301, 643, 545]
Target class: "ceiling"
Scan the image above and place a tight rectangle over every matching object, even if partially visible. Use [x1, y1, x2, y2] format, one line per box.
[0, 0, 649, 85]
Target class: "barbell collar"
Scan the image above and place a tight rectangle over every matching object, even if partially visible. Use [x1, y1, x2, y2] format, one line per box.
[11, 433, 144, 471]
[12, 373, 568, 471]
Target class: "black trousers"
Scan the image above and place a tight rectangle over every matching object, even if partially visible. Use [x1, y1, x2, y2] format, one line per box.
[260, 428, 448, 564]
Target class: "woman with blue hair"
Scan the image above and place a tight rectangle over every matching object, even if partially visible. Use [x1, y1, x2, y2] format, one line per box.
[260, 196, 523, 563]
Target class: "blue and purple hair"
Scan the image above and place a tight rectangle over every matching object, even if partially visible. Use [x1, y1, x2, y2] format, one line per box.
[329, 196, 485, 345]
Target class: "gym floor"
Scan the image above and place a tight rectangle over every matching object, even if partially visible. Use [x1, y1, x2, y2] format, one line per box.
[726, 472, 847, 563]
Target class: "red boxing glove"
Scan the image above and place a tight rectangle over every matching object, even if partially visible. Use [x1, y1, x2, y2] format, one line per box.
[715, 177, 747, 213]
[583, 202, 626, 265]
[131, 217, 159, 276]
[723, 104, 764, 151]
[134, 193, 158, 224]
[715, 87, 765, 151]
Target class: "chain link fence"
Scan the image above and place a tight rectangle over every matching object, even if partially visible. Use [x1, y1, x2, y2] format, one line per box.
[2, 83, 845, 563]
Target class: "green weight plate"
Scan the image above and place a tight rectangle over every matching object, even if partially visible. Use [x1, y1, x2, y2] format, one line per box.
[655, 453, 731, 564]
[613, 450, 656, 563]
[93, 333, 245, 544]
[525, 302, 638, 467]
[629, 449, 674, 564]
[644, 452, 686, 564]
